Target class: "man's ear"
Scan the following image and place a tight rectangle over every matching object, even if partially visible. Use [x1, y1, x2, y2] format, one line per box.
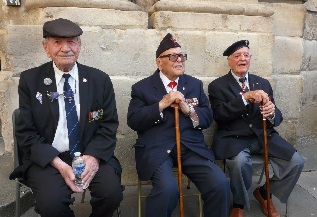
[42, 40, 50, 58]
[156, 58, 161, 70]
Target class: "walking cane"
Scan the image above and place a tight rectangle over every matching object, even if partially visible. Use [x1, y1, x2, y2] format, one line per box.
[262, 103, 272, 217]
[174, 98, 184, 217]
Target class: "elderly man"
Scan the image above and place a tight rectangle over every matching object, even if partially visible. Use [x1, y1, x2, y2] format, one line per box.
[208, 40, 304, 217]
[127, 33, 230, 217]
[9, 18, 123, 217]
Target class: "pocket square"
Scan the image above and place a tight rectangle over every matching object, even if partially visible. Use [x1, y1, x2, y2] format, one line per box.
[36, 92, 42, 104]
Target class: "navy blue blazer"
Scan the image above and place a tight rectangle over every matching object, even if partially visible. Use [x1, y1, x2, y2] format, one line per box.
[208, 72, 296, 161]
[10, 61, 121, 179]
[127, 70, 215, 181]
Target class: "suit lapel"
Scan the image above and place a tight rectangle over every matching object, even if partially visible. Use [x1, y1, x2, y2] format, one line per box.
[152, 70, 167, 99]
[78, 63, 89, 138]
[226, 72, 242, 97]
[248, 74, 262, 91]
[40, 62, 59, 128]
[178, 75, 187, 96]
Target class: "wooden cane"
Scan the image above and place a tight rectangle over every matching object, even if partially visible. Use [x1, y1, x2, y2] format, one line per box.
[174, 98, 184, 217]
[262, 108, 272, 217]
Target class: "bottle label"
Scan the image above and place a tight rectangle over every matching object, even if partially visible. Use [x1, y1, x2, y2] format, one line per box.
[73, 165, 85, 176]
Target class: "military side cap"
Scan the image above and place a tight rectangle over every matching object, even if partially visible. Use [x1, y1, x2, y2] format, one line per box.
[156, 33, 181, 58]
[43, 18, 83, 38]
[223, 40, 249, 56]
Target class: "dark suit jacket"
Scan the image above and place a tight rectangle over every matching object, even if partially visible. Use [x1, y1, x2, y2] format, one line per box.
[208, 72, 296, 161]
[127, 69, 215, 181]
[10, 61, 121, 179]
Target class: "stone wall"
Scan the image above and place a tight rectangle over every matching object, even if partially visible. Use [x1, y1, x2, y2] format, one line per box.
[0, 0, 316, 184]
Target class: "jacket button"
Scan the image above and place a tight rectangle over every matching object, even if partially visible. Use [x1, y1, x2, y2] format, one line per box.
[249, 124, 252, 127]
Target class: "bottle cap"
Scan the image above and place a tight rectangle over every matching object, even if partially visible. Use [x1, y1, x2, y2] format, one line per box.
[74, 152, 81, 157]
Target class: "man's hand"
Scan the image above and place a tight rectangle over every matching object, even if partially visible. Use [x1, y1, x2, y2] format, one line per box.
[261, 100, 275, 118]
[159, 91, 185, 111]
[81, 155, 100, 188]
[50, 157, 83, 193]
[242, 90, 269, 104]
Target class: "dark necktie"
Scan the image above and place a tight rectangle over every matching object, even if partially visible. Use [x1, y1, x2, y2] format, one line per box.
[239, 77, 249, 93]
[63, 74, 81, 158]
[168, 81, 177, 90]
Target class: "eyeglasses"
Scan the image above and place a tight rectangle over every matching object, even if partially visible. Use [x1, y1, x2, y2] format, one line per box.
[158, 53, 187, 62]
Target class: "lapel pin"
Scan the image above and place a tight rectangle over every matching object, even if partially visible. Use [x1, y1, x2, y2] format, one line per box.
[83, 78, 87, 82]
[44, 78, 52, 86]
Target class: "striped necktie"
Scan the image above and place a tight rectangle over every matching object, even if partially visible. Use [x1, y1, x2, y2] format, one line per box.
[239, 77, 249, 93]
[63, 74, 81, 158]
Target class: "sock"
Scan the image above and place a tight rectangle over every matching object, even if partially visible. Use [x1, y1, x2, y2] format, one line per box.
[260, 185, 272, 200]
[233, 203, 244, 209]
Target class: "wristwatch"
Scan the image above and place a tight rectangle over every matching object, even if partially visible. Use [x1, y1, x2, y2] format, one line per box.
[185, 104, 194, 117]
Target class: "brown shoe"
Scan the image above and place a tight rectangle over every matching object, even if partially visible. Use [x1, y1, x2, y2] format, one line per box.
[229, 208, 244, 217]
[253, 187, 280, 217]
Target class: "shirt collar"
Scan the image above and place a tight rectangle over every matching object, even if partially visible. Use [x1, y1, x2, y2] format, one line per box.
[53, 62, 79, 84]
[159, 71, 180, 88]
[230, 70, 249, 84]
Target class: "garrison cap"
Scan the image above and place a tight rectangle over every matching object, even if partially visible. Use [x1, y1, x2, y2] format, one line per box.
[223, 40, 249, 56]
[43, 18, 83, 38]
[156, 33, 181, 58]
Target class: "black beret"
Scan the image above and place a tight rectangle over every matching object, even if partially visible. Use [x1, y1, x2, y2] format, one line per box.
[223, 40, 249, 56]
[156, 33, 181, 58]
[43, 18, 83, 38]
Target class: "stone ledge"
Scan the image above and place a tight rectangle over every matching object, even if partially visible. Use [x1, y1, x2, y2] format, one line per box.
[149, 1, 274, 17]
[25, 0, 141, 12]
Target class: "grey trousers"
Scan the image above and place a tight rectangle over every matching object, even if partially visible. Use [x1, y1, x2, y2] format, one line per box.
[226, 148, 304, 210]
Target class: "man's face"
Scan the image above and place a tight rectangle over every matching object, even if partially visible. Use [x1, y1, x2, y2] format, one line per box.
[43, 37, 81, 72]
[227, 46, 251, 77]
[156, 47, 186, 81]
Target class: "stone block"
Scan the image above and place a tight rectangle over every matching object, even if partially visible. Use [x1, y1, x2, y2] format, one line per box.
[112, 77, 138, 184]
[272, 36, 304, 74]
[296, 71, 317, 138]
[302, 39, 317, 71]
[306, 0, 317, 13]
[273, 75, 302, 120]
[275, 120, 298, 147]
[7, 25, 49, 74]
[168, 0, 258, 3]
[78, 28, 158, 76]
[303, 12, 317, 41]
[25, 0, 141, 12]
[150, 1, 273, 17]
[261, 3, 306, 37]
[205, 32, 274, 77]
[26, 7, 148, 29]
[149, 11, 272, 33]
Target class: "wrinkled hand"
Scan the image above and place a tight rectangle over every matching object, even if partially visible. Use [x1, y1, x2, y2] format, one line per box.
[159, 91, 185, 111]
[243, 90, 269, 104]
[81, 155, 99, 188]
[50, 157, 83, 193]
[261, 100, 275, 118]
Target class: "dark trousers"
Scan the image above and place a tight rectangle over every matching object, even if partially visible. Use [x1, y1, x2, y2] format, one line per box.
[25, 153, 123, 217]
[145, 145, 230, 217]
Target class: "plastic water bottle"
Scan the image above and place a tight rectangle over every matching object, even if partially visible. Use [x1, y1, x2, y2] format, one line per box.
[72, 152, 86, 190]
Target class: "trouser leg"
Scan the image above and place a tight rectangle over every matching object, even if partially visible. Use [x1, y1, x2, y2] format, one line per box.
[182, 148, 230, 217]
[226, 149, 253, 209]
[269, 151, 304, 203]
[145, 157, 179, 217]
[89, 162, 123, 217]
